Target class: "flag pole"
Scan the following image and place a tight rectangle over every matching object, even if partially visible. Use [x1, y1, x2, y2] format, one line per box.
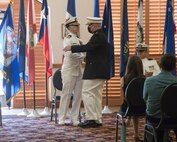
[102, 80, 112, 114]
[17, 73, 30, 116]
[27, 81, 40, 117]
[101, 0, 113, 114]
[38, 0, 51, 116]
[40, 71, 50, 116]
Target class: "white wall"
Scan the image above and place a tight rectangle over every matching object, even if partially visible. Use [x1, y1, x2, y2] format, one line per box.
[47, 0, 93, 64]
[47, 0, 94, 100]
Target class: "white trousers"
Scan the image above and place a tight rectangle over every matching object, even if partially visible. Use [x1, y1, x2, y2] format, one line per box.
[82, 79, 105, 121]
[59, 72, 82, 122]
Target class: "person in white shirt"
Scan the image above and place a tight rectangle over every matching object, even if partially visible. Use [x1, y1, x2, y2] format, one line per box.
[58, 17, 85, 126]
[136, 43, 160, 77]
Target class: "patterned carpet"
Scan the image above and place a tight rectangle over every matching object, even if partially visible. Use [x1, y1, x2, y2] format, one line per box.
[0, 113, 175, 142]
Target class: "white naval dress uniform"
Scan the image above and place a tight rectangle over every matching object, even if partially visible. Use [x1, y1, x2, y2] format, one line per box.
[59, 33, 85, 124]
[142, 58, 160, 76]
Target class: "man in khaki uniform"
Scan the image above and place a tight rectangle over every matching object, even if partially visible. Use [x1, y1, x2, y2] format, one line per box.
[136, 43, 160, 77]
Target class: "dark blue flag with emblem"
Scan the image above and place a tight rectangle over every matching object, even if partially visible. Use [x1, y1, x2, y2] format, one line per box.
[17, 0, 27, 82]
[163, 0, 176, 75]
[66, 0, 76, 18]
[120, 0, 129, 77]
[102, 0, 115, 78]
[0, 4, 20, 106]
[94, 0, 100, 17]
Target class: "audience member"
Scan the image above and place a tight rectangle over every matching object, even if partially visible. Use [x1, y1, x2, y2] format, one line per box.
[143, 53, 177, 141]
[58, 17, 85, 126]
[120, 55, 145, 142]
[63, 17, 110, 128]
[136, 43, 160, 77]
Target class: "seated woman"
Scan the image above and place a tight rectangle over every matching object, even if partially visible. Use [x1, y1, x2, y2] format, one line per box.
[120, 55, 145, 142]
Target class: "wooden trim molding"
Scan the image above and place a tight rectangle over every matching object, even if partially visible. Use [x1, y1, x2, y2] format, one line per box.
[52, 64, 62, 69]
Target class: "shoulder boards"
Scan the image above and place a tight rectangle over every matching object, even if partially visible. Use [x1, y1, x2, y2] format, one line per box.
[66, 34, 72, 38]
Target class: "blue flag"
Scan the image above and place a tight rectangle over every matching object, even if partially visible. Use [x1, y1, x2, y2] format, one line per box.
[102, 0, 115, 79]
[17, 0, 27, 81]
[94, 0, 100, 17]
[66, 0, 76, 18]
[120, 0, 129, 77]
[0, 4, 20, 107]
[163, 0, 176, 75]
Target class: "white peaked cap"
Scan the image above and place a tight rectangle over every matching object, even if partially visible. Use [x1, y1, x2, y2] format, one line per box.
[64, 17, 80, 27]
[136, 43, 149, 51]
[86, 17, 103, 25]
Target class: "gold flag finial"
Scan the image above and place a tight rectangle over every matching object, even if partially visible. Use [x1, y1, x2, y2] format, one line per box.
[9, 0, 14, 5]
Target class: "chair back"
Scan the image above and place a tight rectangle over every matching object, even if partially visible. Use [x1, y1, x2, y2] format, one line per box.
[52, 69, 63, 91]
[125, 76, 146, 110]
[160, 83, 177, 118]
[0, 101, 2, 126]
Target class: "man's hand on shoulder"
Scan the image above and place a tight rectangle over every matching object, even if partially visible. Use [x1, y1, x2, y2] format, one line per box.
[63, 45, 71, 52]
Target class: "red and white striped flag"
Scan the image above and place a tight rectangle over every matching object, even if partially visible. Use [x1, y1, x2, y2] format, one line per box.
[26, 0, 38, 86]
[38, 0, 52, 78]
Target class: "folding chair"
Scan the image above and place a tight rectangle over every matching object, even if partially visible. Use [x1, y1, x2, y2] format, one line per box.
[0, 101, 2, 126]
[50, 69, 81, 124]
[116, 76, 146, 142]
[50, 69, 62, 124]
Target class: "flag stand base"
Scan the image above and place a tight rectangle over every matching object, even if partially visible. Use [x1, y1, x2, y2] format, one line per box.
[17, 108, 30, 116]
[102, 106, 112, 114]
[27, 109, 40, 117]
[40, 107, 50, 116]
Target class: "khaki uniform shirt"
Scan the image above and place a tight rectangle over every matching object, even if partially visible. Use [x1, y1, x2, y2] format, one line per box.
[142, 58, 160, 76]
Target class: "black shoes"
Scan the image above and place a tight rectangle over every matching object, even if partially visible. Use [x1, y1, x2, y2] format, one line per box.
[78, 120, 102, 128]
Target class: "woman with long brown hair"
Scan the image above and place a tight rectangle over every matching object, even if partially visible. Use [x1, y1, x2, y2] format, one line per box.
[120, 55, 145, 142]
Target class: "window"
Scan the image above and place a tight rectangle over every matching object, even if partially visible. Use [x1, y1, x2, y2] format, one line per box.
[0, 1, 46, 108]
[0, 10, 5, 25]
[1, 0, 176, 107]
[99, 0, 177, 106]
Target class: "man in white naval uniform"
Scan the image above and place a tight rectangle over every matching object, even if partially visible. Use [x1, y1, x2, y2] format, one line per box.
[136, 43, 160, 77]
[59, 17, 85, 126]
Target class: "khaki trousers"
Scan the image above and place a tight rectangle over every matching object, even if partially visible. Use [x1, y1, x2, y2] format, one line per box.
[82, 79, 105, 121]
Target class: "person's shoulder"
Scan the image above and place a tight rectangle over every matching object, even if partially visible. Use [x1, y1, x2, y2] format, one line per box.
[65, 34, 72, 39]
[147, 58, 159, 63]
[145, 74, 157, 82]
[147, 58, 153, 60]
[149, 58, 159, 66]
